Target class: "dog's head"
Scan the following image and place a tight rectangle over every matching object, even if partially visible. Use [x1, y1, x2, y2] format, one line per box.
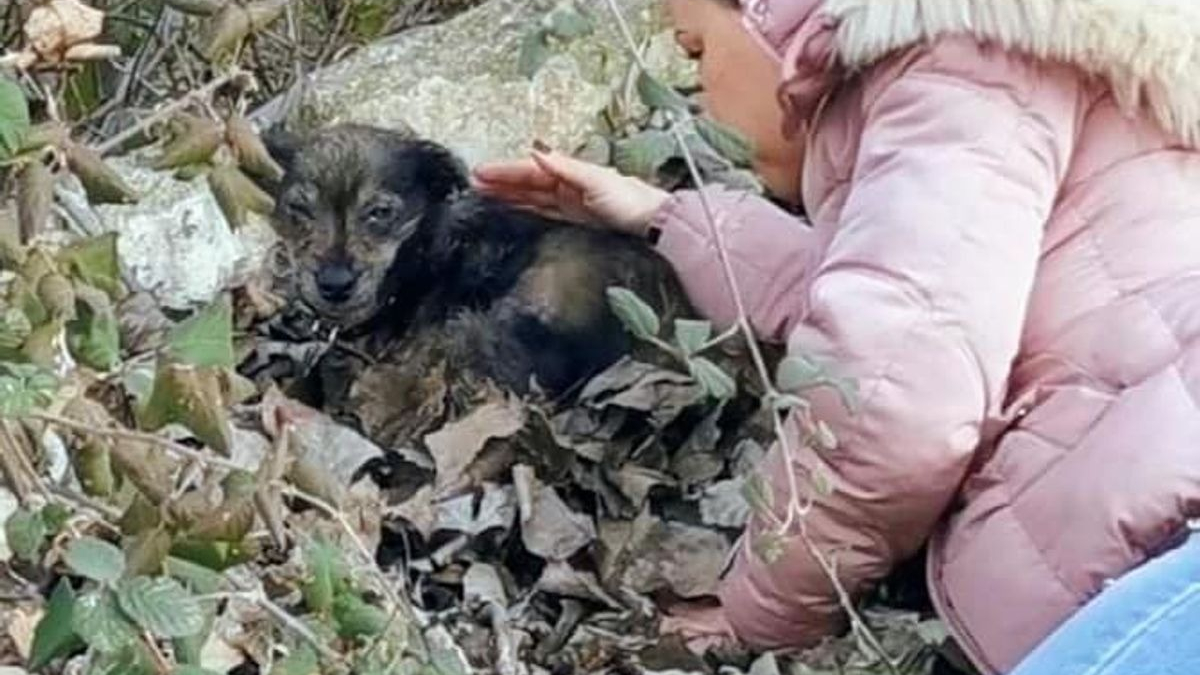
[263, 124, 468, 328]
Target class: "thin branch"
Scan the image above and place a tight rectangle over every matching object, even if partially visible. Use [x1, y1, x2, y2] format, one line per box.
[32, 412, 245, 472]
[94, 68, 249, 156]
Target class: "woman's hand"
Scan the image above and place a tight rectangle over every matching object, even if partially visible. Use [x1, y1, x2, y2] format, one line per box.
[471, 147, 670, 237]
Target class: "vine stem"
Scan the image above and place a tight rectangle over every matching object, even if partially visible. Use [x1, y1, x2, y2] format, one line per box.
[601, 2, 897, 671]
[31, 412, 245, 472]
[94, 68, 250, 156]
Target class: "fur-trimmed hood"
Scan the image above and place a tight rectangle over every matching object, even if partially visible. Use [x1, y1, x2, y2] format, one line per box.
[740, 0, 1200, 145]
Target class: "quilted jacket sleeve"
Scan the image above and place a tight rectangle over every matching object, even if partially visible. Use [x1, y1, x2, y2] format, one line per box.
[650, 184, 819, 344]
[706, 44, 1078, 646]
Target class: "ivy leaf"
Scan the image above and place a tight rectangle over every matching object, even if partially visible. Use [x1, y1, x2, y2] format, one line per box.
[694, 116, 755, 167]
[116, 576, 206, 638]
[636, 71, 690, 113]
[30, 578, 85, 670]
[332, 592, 389, 640]
[58, 232, 122, 300]
[270, 644, 318, 675]
[165, 295, 234, 368]
[673, 319, 712, 356]
[64, 536, 126, 584]
[5, 507, 46, 562]
[123, 526, 174, 577]
[0, 75, 31, 160]
[688, 356, 737, 400]
[136, 362, 232, 454]
[67, 283, 122, 371]
[605, 286, 660, 340]
[72, 590, 139, 653]
[517, 29, 551, 79]
[611, 129, 677, 179]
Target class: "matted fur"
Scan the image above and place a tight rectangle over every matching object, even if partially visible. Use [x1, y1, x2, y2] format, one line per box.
[820, 0, 1200, 146]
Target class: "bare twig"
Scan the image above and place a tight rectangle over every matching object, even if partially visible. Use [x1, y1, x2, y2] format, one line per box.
[94, 68, 249, 156]
[32, 412, 245, 472]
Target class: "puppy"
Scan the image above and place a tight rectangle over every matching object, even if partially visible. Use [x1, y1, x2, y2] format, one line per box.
[260, 123, 690, 399]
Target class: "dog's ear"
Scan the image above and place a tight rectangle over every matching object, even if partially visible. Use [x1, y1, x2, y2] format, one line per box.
[405, 140, 470, 203]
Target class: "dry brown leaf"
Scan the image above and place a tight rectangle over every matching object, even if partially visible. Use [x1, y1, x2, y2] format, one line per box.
[62, 43, 120, 61]
[64, 141, 138, 204]
[514, 464, 595, 561]
[17, 159, 54, 244]
[4, 604, 40, 661]
[426, 397, 526, 490]
[226, 115, 285, 182]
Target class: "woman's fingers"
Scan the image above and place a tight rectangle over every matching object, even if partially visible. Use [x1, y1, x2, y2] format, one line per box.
[530, 149, 614, 193]
[471, 158, 558, 190]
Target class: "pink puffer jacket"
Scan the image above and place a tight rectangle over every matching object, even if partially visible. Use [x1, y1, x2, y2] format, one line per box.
[648, 1, 1200, 672]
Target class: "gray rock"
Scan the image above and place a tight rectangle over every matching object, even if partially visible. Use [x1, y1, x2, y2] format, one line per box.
[87, 158, 277, 311]
[280, 0, 689, 166]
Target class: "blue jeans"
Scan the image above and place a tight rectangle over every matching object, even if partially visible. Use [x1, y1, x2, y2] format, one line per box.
[1007, 526, 1200, 675]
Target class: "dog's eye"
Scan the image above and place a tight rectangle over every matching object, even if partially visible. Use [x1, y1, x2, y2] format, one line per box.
[362, 203, 398, 234]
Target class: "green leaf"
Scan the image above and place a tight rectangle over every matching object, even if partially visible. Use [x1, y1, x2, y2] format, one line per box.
[85, 641, 157, 675]
[303, 539, 348, 615]
[0, 75, 31, 160]
[636, 71, 691, 113]
[517, 29, 551, 79]
[165, 295, 234, 368]
[0, 362, 59, 418]
[40, 503, 72, 534]
[271, 644, 319, 675]
[694, 116, 755, 167]
[174, 667, 223, 675]
[137, 362, 232, 454]
[812, 420, 838, 452]
[543, 2, 593, 39]
[30, 578, 85, 670]
[688, 356, 736, 400]
[0, 306, 32, 351]
[333, 592, 389, 640]
[72, 590, 138, 653]
[165, 555, 224, 595]
[811, 466, 835, 497]
[776, 354, 824, 392]
[751, 531, 787, 565]
[64, 536, 126, 584]
[5, 507, 46, 562]
[605, 286, 660, 340]
[116, 576, 206, 638]
[611, 129, 677, 179]
[123, 526, 173, 577]
[67, 284, 122, 371]
[740, 472, 774, 517]
[673, 319, 712, 356]
[58, 233, 122, 300]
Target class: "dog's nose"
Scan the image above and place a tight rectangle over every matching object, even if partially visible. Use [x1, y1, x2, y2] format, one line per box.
[315, 265, 359, 302]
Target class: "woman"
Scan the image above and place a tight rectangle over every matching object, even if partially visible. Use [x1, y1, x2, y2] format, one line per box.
[473, 0, 1200, 672]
